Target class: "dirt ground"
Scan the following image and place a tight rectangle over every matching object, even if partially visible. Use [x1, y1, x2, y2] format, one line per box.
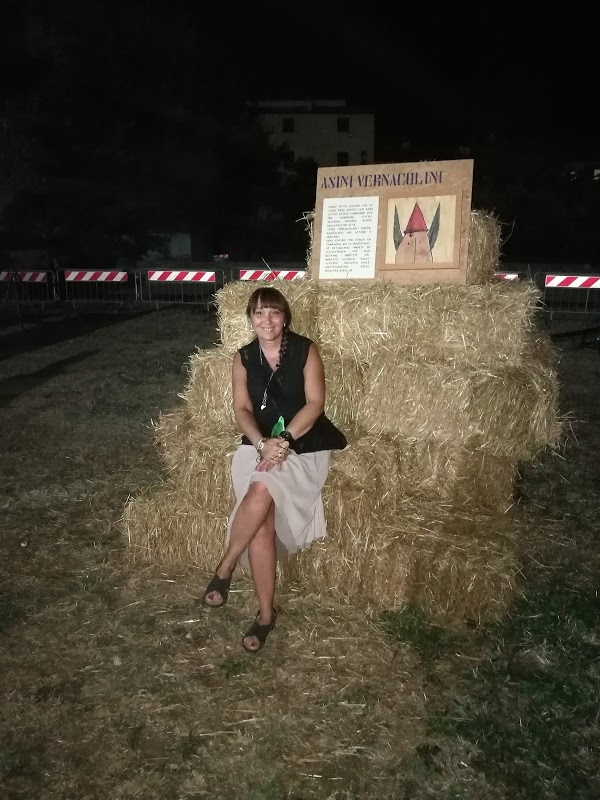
[0, 307, 599, 800]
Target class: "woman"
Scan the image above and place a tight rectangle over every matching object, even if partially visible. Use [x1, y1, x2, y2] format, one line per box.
[203, 287, 345, 653]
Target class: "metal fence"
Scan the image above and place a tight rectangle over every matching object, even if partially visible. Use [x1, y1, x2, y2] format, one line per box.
[137, 268, 222, 310]
[537, 274, 600, 319]
[63, 269, 134, 304]
[2, 265, 600, 322]
[1, 270, 55, 306]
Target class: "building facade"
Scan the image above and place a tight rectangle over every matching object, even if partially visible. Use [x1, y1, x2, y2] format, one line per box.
[253, 100, 375, 168]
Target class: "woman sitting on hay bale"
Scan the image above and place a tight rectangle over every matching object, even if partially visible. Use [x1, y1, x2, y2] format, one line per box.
[203, 287, 346, 652]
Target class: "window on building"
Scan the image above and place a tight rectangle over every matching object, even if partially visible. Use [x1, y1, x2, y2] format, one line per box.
[337, 151, 349, 166]
[282, 117, 295, 133]
[337, 117, 350, 133]
[360, 151, 368, 165]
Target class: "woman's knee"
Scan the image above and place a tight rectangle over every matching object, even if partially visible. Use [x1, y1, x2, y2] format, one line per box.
[246, 481, 272, 504]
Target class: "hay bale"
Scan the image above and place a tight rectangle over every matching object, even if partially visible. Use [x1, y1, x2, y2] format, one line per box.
[124, 205, 548, 620]
[153, 406, 190, 469]
[394, 437, 516, 512]
[284, 434, 519, 622]
[357, 359, 469, 442]
[321, 349, 365, 429]
[467, 334, 562, 459]
[153, 415, 237, 500]
[132, 422, 519, 620]
[331, 430, 515, 512]
[466, 210, 502, 283]
[329, 433, 401, 511]
[153, 344, 238, 468]
[155, 407, 235, 471]
[316, 281, 540, 367]
[303, 209, 315, 277]
[452, 450, 516, 511]
[281, 478, 405, 598]
[153, 346, 237, 472]
[216, 279, 318, 353]
[281, 494, 520, 622]
[182, 346, 235, 423]
[122, 485, 228, 568]
[356, 333, 561, 460]
[125, 473, 519, 621]
[402, 505, 522, 622]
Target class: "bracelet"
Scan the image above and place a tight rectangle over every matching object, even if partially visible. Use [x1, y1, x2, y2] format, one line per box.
[279, 430, 295, 445]
[256, 437, 267, 452]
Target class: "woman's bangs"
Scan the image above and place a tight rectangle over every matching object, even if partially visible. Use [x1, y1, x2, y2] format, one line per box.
[248, 289, 286, 314]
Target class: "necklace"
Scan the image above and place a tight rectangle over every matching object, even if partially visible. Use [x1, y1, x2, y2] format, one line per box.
[259, 345, 280, 411]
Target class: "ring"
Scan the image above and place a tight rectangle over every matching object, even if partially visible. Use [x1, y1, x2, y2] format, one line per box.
[278, 449, 282, 457]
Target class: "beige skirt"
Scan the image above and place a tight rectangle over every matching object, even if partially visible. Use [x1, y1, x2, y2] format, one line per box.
[227, 444, 331, 568]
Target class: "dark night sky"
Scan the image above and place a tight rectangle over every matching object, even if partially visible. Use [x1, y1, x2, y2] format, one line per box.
[206, 3, 597, 162]
[4, 0, 597, 161]
[2, 0, 598, 262]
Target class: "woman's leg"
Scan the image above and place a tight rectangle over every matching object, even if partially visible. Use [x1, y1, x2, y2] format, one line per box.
[204, 480, 273, 606]
[243, 504, 277, 652]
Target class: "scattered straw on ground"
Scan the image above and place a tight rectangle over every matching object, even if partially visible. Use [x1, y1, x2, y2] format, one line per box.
[1, 305, 597, 799]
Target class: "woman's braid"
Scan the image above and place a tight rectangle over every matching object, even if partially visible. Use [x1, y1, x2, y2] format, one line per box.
[277, 325, 289, 367]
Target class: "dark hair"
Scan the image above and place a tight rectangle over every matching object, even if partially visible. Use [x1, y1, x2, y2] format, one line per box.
[246, 287, 292, 327]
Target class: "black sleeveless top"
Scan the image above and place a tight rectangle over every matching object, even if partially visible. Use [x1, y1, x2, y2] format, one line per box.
[240, 331, 312, 443]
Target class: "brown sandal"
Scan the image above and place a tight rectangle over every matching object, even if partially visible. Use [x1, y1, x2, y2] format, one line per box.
[242, 608, 278, 653]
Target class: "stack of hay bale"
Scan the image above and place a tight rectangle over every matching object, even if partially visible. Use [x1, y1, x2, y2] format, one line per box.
[123, 211, 561, 622]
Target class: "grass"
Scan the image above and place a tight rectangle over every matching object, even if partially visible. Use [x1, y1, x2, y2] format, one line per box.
[377, 584, 599, 799]
[0, 307, 599, 799]
[380, 605, 463, 664]
[425, 584, 600, 798]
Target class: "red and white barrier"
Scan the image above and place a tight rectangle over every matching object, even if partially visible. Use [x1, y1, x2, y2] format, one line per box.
[65, 270, 128, 282]
[18, 271, 49, 283]
[494, 273, 520, 281]
[147, 270, 215, 282]
[239, 270, 305, 281]
[0, 270, 49, 282]
[545, 275, 600, 289]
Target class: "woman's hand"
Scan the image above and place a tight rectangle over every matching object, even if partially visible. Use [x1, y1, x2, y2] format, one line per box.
[256, 438, 290, 472]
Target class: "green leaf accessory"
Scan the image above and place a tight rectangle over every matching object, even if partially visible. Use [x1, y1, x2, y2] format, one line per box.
[271, 416, 285, 437]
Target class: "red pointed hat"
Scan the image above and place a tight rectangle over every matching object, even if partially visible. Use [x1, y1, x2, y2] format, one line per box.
[404, 203, 428, 234]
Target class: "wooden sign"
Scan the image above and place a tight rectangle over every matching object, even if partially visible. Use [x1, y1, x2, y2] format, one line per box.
[312, 159, 473, 285]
